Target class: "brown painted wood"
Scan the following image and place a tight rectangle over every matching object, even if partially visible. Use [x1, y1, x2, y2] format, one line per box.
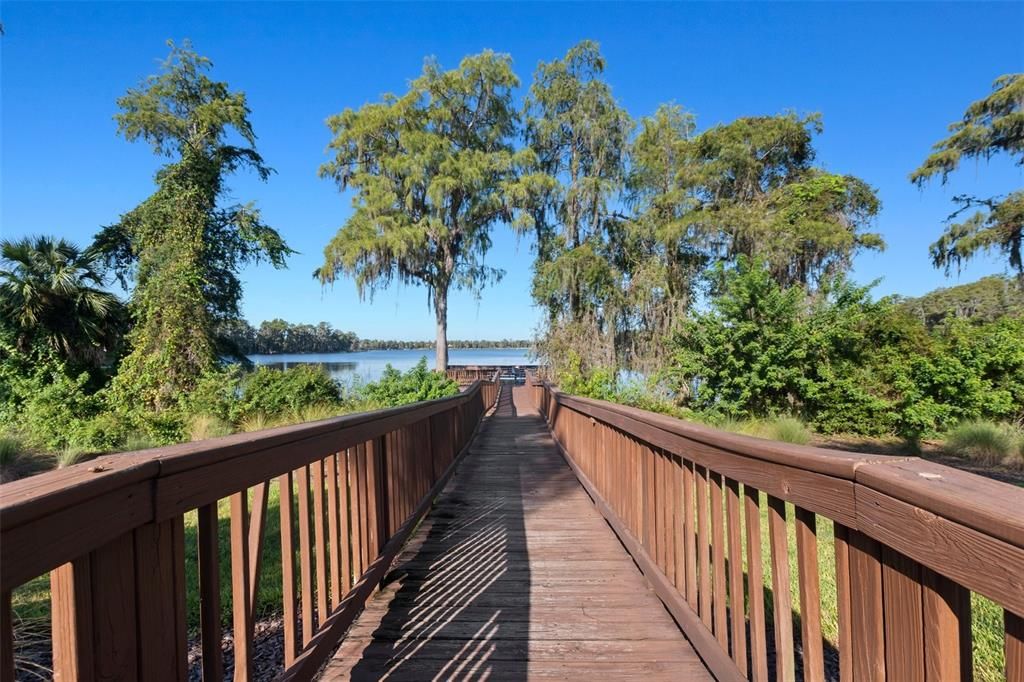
[325, 454, 342, 612]
[247, 481, 270, 619]
[744, 486, 769, 682]
[51, 557, 93, 681]
[1007, 610, 1024, 682]
[229, 491, 253, 681]
[767, 495, 795, 682]
[725, 478, 747, 676]
[0, 591, 12, 682]
[338, 451, 352, 597]
[794, 507, 823, 682]
[282, 384, 496, 681]
[848, 529, 885, 682]
[277, 472, 298, 668]
[696, 464, 712, 627]
[197, 502, 222, 681]
[684, 459, 697, 611]
[90, 532, 138, 680]
[321, 385, 717, 682]
[295, 465, 314, 645]
[922, 567, 971, 681]
[674, 455, 685, 594]
[881, 547, 925, 681]
[134, 519, 187, 681]
[311, 459, 329, 623]
[710, 471, 728, 647]
[856, 484, 1024, 615]
[2, 481, 152, 592]
[833, 523, 853, 682]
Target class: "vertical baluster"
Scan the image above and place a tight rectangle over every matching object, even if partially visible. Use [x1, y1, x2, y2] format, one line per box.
[311, 460, 329, 625]
[198, 502, 223, 679]
[135, 518, 188, 680]
[767, 495, 795, 682]
[696, 464, 711, 627]
[339, 450, 353, 595]
[1006, 611, 1023, 681]
[881, 548, 925, 681]
[247, 482, 270, 620]
[349, 447, 364, 581]
[795, 507, 824, 682]
[726, 479, 747, 676]
[229, 491, 253, 681]
[1, 591, 12, 682]
[674, 456, 685, 594]
[296, 465, 314, 644]
[278, 472, 298, 667]
[710, 471, 728, 647]
[365, 438, 381, 558]
[745, 486, 769, 682]
[683, 459, 697, 611]
[922, 567, 971, 681]
[833, 523, 853, 681]
[357, 442, 371, 573]
[325, 455, 342, 611]
[848, 529, 885, 682]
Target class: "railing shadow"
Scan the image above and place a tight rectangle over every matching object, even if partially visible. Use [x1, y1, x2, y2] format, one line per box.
[347, 384, 533, 680]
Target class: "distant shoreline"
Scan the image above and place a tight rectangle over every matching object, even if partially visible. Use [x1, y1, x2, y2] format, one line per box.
[248, 345, 531, 356]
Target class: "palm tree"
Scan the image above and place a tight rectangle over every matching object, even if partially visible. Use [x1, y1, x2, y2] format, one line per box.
[0, 236, 123, 362]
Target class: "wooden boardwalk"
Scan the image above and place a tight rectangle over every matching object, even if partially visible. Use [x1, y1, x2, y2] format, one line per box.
[320, 384, 711, 681]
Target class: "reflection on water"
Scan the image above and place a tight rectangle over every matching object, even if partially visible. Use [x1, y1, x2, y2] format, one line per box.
[248, 347, 533, 385]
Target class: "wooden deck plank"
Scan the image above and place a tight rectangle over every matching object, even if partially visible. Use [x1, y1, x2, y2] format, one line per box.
[318, 385, 711, 681]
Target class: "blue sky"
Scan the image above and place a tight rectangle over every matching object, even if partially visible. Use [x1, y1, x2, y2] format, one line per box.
[2, 2, 1022, 341]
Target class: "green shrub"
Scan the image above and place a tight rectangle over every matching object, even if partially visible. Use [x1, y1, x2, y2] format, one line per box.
[944, 420, 1023, 466]
[185, 366, 243, 422]
[358, 358, 459, 407]
[234, 365, 342, 421]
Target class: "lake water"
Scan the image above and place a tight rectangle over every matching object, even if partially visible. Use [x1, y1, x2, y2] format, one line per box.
[248, 347, 535, 385]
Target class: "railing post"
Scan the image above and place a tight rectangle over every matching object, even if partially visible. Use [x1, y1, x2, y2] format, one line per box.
[52, 521, 187, 681]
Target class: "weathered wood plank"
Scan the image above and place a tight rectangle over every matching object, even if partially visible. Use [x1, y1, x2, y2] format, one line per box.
[321, 385, 712, 681]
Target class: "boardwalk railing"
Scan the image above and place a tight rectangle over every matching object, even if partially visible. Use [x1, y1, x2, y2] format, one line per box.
[0, 379, 499, 681]
[532, 379, 1024, 682]
[446, 365, 538, 385]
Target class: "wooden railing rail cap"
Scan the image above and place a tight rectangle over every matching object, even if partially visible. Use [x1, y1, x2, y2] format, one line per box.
[542, 381, 1024, 551]
[547, 386, 902, 479]
[0, 380, 485, 533]
[855, 457, 1024, 550]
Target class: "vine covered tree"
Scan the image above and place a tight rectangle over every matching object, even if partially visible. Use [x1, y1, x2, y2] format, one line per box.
[318, 51, 530, 370]
[97, 40, 292, 410]
[912, 73, 1024, 278]
[0, 236, 122, 365]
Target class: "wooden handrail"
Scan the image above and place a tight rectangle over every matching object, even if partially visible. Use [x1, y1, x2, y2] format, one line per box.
[0, 379, 501, 681]
[532, 379, 1024, 681]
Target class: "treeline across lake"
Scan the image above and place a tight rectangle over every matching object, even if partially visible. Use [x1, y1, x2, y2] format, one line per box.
[220, 318, 527, 355]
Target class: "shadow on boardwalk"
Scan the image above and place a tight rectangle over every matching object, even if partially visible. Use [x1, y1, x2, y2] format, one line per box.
[321, 384, 707, 681]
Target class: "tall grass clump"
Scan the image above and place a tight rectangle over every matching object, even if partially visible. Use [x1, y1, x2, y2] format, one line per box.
[945, 420, 1023, 467]
[718, 416, 813, 445]
[189, 414, 234, 441]
[766, 416, 813, 445]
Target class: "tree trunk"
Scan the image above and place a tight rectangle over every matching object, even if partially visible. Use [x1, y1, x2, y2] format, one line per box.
[434, 289, 449, 372]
